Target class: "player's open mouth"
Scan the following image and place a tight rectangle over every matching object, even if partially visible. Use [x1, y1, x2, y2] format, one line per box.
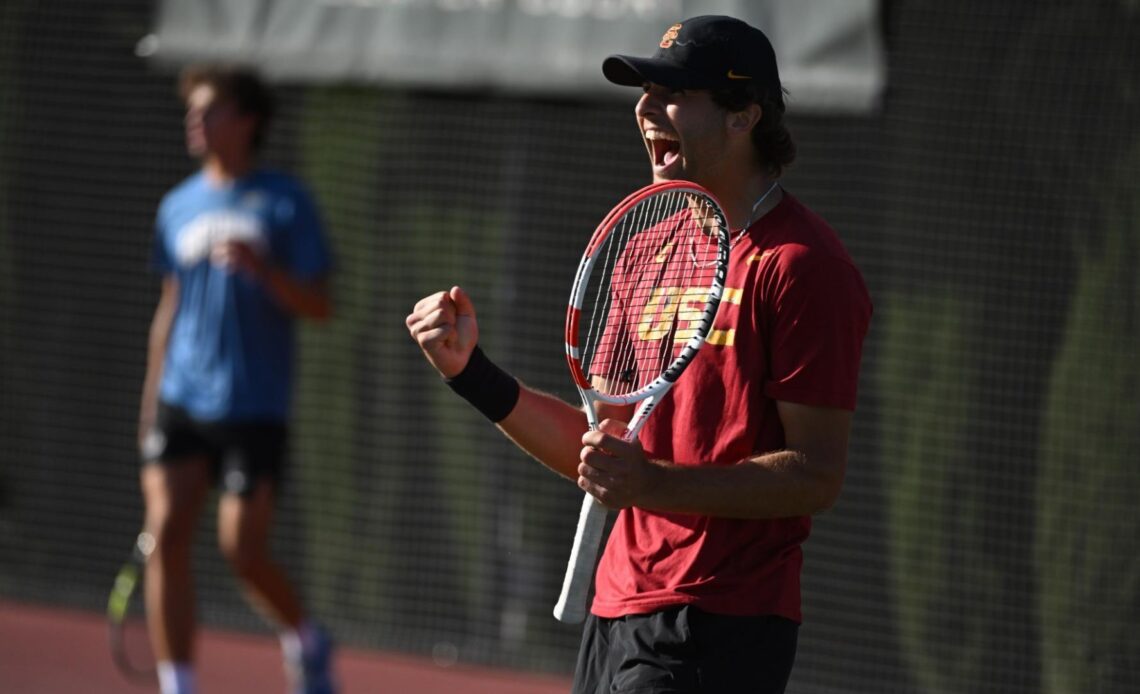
[646, 131, 680, 169]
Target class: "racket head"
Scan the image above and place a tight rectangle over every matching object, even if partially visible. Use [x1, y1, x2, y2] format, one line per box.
[565, 180, 730, 406]
[107, 531, 156, 683]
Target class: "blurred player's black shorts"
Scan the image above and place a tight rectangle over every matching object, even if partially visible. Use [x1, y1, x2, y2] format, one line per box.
[142, 401, 288, 496]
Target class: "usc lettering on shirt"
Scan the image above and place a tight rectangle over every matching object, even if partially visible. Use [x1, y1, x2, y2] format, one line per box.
[591, 192, 872, 623]
[629, 284, 740, 347]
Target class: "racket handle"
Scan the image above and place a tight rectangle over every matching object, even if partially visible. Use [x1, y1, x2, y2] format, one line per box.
[553, 493, 609, 623]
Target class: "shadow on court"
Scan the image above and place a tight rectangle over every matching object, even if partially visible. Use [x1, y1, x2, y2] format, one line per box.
[0, 600, 571, 693]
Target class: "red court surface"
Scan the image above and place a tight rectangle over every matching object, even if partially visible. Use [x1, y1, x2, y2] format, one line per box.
[0, 601, 571, 694]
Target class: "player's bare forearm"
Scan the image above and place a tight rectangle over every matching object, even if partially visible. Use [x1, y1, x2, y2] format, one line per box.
[407, 286, 615, 482]
[212, 241, 330, 319]
[639, 448, 846, 518]
[138, 277, 178, 445]
[261, 269, 331, 320]
[495, 386, 592, 481]
[581, 401, 852, 518]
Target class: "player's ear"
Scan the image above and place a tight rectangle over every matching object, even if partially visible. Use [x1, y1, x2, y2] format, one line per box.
[726, 103, 762, 136]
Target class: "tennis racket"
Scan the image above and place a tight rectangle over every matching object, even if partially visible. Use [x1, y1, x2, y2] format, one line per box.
[553, 180, 730, 623]
[107, 530, 156, 683]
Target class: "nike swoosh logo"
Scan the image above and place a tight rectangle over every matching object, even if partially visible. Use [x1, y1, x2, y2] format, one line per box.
[726, 69, 751, 80]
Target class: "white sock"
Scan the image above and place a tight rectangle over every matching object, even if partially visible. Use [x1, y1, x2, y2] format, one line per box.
[281, 620, 323, 661]
[157, 661, 195, 694]
[279, 628, 303, 663]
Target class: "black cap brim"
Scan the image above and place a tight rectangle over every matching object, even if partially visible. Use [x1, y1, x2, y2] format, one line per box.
[602, 55, 716, 90]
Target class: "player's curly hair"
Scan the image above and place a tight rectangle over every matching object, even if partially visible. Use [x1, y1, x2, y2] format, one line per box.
[178, 64, 275, 151]
[710, 83, 796, 179]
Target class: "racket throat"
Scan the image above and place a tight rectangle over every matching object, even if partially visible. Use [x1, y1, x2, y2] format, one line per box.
[624, 394, 660, 440]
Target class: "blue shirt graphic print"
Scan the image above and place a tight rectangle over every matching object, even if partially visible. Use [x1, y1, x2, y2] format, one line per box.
[153, 170, 331, 422]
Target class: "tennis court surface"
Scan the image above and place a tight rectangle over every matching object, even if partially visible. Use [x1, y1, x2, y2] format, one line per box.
[0, 600, 571, 694]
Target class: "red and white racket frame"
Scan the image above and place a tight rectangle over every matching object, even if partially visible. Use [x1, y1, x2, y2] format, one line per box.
[553, 180, 730, 623]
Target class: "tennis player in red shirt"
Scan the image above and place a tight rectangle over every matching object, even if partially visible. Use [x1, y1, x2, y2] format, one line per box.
[407, 15, 872, 693]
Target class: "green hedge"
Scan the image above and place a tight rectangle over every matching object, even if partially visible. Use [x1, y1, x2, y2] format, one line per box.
[1035, 148, 1140, 693]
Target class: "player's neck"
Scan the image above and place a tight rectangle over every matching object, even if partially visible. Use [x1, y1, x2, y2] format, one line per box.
[715, 175, 782, 231]
[201, 151, 255, 184]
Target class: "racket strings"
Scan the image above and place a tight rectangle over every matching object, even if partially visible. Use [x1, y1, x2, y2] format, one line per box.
[584, 197, 665, 393]
[580, 190, 720, 398]
[584, 192, 666, 392]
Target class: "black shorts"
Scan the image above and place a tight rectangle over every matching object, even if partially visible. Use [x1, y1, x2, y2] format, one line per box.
[573, 605, 798, 694]
[142, 402, 288, 496]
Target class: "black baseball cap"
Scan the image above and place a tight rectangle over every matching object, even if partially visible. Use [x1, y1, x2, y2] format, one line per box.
[603, 15, 782, 103]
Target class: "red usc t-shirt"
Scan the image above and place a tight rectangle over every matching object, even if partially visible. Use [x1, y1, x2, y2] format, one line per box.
[590, 192, 872, 623]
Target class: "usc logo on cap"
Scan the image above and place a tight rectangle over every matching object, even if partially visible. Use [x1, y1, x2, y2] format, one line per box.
[659, 23, 682, 48]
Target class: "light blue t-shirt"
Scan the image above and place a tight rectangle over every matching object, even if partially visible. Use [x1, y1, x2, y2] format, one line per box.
[153, 169, 331, 422]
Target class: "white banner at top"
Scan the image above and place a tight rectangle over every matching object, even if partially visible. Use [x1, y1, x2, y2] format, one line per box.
[141, 0, 884, 113]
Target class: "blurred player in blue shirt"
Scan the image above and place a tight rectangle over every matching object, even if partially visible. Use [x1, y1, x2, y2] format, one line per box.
[138, 64, 336, 694]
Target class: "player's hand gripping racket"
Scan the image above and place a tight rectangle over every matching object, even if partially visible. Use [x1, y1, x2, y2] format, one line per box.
[553, 180, 730, 623]
[107, 530, 156, 683]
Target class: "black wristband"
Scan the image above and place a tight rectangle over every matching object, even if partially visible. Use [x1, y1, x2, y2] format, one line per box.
[445, 346, 520, 423]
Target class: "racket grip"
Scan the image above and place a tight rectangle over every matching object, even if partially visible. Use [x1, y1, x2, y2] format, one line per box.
[553, 493, 609, 624]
